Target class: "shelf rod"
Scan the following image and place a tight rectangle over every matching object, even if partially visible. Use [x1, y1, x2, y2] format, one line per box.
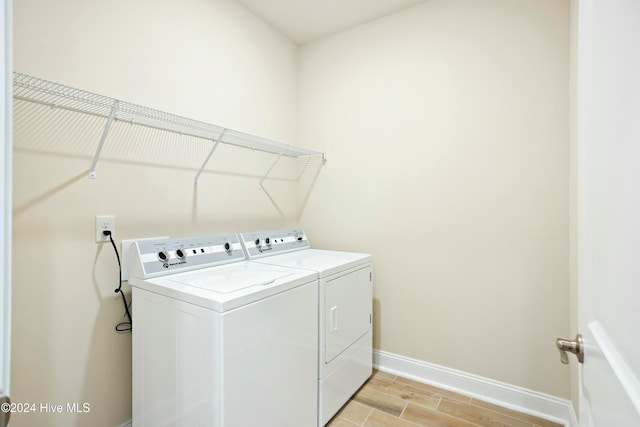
[194, 129, 226, 185]
[18, 89, 320, 158]
[13, 95, 112, 121]
[258, 145, 287, 190]
[89, 99, 119, 179]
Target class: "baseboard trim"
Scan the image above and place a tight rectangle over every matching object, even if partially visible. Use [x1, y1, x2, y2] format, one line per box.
[373, 349, 578, 427]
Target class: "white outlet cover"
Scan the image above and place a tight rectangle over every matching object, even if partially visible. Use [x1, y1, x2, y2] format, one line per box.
[95, 215, 115, 242]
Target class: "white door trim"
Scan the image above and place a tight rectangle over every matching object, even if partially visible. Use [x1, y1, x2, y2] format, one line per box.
[0, 0, 12, 398]
[588, 321, 640, 416]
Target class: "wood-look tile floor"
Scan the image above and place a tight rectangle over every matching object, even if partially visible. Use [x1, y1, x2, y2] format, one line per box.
[326, 371, 564, 427]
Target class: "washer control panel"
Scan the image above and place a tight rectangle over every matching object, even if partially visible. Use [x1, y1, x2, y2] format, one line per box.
[240, 227, 310, 259]
[130, 233, 244, 278]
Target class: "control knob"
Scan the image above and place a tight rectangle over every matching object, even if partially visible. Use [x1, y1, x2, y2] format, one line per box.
[157, 249, 169, 262]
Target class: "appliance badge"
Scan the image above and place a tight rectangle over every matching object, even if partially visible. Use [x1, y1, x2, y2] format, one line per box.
[167, 260, 187, 267]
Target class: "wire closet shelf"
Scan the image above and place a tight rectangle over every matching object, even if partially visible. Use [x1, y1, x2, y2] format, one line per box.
[12, 72, 325, 185]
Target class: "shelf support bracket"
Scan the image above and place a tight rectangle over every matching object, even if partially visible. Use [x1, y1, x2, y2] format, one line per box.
[194, 129, 226, 185]
[258, 146, 287, 190]
[89, 99, 119, 179]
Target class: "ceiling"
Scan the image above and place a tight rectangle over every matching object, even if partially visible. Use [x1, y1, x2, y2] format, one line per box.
[235, 0, 427, 44]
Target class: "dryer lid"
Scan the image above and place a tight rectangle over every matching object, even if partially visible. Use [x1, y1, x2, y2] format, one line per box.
[251, 249, 371, 278]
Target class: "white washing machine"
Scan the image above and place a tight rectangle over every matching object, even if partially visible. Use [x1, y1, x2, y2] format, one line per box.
[128, 233, 318, 427]
[239, 228, 372, 426]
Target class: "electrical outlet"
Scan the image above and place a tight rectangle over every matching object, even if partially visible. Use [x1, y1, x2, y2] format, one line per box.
[95, 215, 115, 243]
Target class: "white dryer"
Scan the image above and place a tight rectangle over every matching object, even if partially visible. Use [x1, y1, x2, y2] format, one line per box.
[240, 228, 372, 426]
[128, 233, 318, 427]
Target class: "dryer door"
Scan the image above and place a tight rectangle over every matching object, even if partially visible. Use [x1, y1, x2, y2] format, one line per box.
[324, 265, 372, 363]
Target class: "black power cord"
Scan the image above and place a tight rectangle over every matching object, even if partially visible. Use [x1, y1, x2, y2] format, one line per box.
[104, 230, 132, 332]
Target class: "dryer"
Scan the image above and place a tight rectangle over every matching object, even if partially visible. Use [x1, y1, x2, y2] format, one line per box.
[240, 228, 372, 426]
[128, 233, 318, 427]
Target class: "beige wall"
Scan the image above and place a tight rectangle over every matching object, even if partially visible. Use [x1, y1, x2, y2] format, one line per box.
[12, 0, 572, 425]
[12, 0, 300, 426]
[298, 0, 570, 397]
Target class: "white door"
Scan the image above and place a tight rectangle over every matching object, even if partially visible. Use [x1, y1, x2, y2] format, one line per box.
[577, 0, 640, 426]
[1, 0, 12, 421]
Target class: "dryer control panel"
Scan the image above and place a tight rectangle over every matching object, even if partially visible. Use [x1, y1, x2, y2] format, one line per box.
[240, 227, 310, 259]
[129, 233, 244, 279]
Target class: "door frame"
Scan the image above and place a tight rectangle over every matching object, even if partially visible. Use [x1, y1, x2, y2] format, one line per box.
[1, 0, 12, 399]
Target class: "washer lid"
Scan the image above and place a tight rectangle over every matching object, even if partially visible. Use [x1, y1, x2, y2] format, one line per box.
[168, 263, 291, 293]
[130, 261, 316, 312]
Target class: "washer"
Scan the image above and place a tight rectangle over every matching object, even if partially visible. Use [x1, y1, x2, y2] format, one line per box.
[240, 228, 372, 426]
[128, 233, 318, 427]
